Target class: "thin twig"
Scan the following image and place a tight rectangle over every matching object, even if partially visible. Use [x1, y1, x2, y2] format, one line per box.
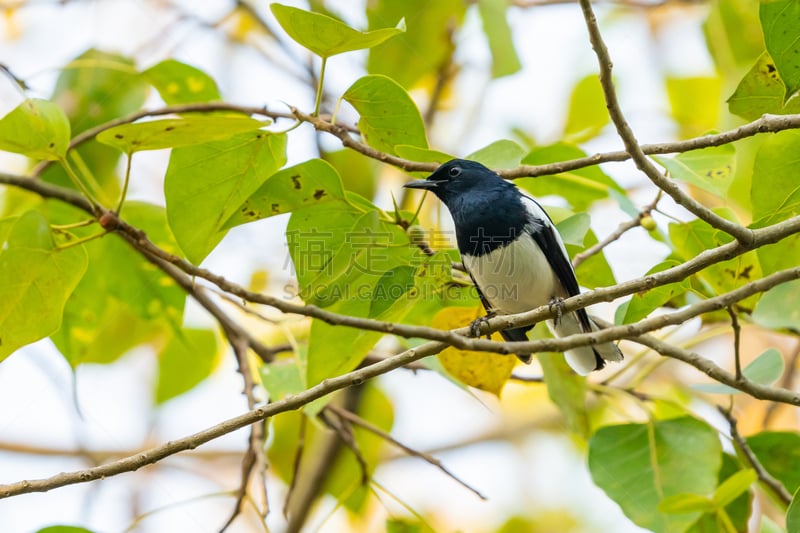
[577, 0, 754, 245]
[572, 191, 661, 267]
[726, 306, 743, 381]
[219, 336, 261, 533]
[320, 408, 369, 485]
[3, 167, 800, 374]
[326, 405, 487, 500]
[717, 407, 793, 506]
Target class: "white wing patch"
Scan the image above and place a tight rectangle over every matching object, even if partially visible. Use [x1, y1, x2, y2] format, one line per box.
[519, 192, 572, 266]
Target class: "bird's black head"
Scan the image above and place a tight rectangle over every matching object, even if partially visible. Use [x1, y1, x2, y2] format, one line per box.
[403, 159, 510, 206]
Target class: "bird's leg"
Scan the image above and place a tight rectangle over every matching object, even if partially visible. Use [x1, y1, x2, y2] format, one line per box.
[469, 310, 496, 339]
[549, 296, 565, 327]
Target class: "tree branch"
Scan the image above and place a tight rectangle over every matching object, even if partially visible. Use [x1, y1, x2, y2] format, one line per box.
[577, 0, 754, 245]
[0, 341, 445, 499]
[718, 407, 793, 506]
[572, 191, 661, 267]
[2, 170, 799, 365]
[326, 404, 487, 500]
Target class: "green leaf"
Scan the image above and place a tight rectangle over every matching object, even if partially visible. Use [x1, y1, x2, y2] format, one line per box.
[268, 383, 393, 511]
[287, 205, 419, 398]
[369, 265, 417, 318]
[546, 206, 616, 289]
[165, 131, 287, 263]
[658, 493, 716, 514]
[306, 309, 383, 398]
[466, 140, 525, 169]
[343, 75, 428, 155]
[752, 280, 800, 331]
[668, 215, 761, 304]
[387, 519, 424, 533]
[654, 143, 736, 197]
[703, 0, 764, 73]
[713, 468, 756, 508]
[554, 213, 590, 247]
[366, 0, 467, 89]
[260, 360, 305, 401]
[270, 3, 404, 58]
[326, 385, 394, 511]
[571, 228, 616, 289]
[97, 115, 266, 153]
[224, 158, 347, 228]
[728, 52, 800, 121]
[520, 143, 624, 211]
[747, 431, 800, 494]
[758, 516, 785, 533]
[287, 202, 366, 292]
[538, 346, 589, 438]
[143, 59, 221, 104]
[589, 416, 722, 533]
[693, 348, 784, 394]
[50, 202, 186, 366]
[36, 527, 95, 533]
[477, 0, 521, 78]
[687, 453, 754, 533]
[323, 148, 380, 200]
[44, 49, 148, 203]
[760, 0, 800, 100]
[616, 261, 691, 324]
[564, 75, 610, 142]
[156, 329, 220, 403]
[298, 210, 413, 308]
[666, 77, 722, 139]
[788, 487, 800, 533]
[0, 99, 70, 160]
[0, 211, 88, 361]
[394, 145, 454, 165]
[751, 130, 800, 222]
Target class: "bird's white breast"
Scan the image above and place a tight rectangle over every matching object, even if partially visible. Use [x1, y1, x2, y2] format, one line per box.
[462, 234, 563, 315]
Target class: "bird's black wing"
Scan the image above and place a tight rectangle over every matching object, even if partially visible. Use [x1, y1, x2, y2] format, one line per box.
[520, 195, 594, 334]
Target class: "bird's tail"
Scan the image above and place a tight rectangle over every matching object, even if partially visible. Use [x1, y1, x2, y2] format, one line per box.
[552, 311, 623, 375]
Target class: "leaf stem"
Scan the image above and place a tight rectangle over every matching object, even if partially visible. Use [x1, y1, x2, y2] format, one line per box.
[312, 56, 328, 117]
[55, 230, 108, 250]
[58, 156, 101, 210]
[116, 152, 133, 215]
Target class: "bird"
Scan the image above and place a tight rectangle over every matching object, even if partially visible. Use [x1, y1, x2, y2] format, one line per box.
[404, 159, 622, 374]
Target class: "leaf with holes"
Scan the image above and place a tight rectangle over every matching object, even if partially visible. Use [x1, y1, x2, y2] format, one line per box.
[97, 116, 267, 153]
[343, 75, 428, 155]
[165, 131, 287, 263]
[655, 143, 736, 197]
[224, 158, 347, 228]
[760, 0, 800, 100]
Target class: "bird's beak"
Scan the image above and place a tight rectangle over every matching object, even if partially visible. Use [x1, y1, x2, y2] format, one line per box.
[404, 179, 439, 190]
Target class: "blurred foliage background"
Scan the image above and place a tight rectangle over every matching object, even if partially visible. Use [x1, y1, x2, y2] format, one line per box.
[0, 0, 799, 532]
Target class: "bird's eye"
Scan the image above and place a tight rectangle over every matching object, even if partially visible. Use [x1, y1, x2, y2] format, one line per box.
[448, 166, 462, 178]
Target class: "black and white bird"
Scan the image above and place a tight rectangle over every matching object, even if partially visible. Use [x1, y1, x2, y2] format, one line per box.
[404, 159, 622, 374]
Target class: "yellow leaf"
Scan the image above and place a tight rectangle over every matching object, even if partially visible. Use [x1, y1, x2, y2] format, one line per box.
[432, 306, 516, 396]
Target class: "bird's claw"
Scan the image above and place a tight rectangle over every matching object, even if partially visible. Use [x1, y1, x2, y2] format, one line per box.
[549, 297, 565, 326]
[469, 313, 494, 338]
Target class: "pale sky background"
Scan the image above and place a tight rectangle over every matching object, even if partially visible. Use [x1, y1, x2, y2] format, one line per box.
[0, 1, 716, 532]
